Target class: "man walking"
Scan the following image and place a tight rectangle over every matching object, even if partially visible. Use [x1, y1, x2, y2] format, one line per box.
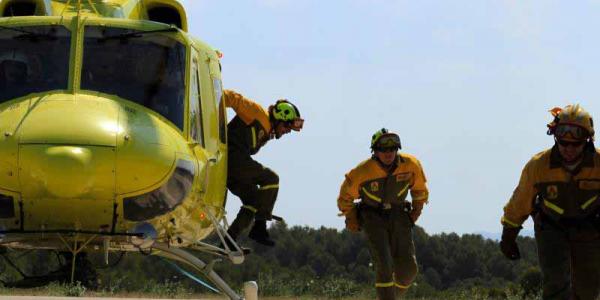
[337, 128, 429, 299]
[501, 104, 600, 299]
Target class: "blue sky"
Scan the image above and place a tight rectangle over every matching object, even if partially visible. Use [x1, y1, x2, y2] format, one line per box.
[178, 0, 600, 234]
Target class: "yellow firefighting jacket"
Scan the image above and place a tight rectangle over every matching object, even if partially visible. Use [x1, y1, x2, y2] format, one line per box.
[337, 153, 429, 214]
[502, 146, 600, 227]
[224, 89, 272, 156]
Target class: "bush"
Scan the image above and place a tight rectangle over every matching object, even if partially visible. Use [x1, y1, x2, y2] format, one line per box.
[519, 267, 542, 298]
[257, 272, 367, 298]
[312, 277, 364, 298]
[65, 281, 86, 297]
[140, 280, 191, 299]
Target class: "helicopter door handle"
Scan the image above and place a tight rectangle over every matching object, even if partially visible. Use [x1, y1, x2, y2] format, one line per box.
[208, 151, 220, 164]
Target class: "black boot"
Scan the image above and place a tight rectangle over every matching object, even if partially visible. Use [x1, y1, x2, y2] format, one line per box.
[248, 220, 275, 247]
[227, 207, 255, 242]
[219, 207, 255, 255]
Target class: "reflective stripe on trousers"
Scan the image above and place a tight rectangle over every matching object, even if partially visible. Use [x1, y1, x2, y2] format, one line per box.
[228, 156, 280, 220]
[227, 156, 280, 239]
[362, 207, 417, 300]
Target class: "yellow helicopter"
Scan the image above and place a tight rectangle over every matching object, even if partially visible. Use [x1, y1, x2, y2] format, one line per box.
[0, 0, 253, 298]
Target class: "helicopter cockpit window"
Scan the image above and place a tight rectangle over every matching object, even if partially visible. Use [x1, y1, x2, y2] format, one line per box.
[0, 26, 70, 104]
[81, 26, 186, 131]
[213, 78, 227, 144]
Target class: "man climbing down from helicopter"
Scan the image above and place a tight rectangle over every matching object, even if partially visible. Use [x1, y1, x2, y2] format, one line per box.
[223, 89, 303, 247]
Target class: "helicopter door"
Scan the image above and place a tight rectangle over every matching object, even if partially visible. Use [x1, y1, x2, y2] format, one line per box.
[196, 51, 223, 207]
[189, 52, 209, 195]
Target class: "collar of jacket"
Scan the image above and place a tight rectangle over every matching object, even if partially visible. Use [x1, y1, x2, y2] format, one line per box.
[549, 144, 595, 169]
[372, 154, 405, 174]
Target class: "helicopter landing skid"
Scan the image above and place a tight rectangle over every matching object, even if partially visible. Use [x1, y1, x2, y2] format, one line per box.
[152, 243, 258, 300]
[190, 206, 248, 264]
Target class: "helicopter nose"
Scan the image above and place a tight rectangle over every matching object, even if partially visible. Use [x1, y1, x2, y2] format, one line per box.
[11, 93, 181, 231]
[18, 142, 117, 231]
[40, 146, 93, 198]
[19, 145, 115, 200]
[16, 94, 120, 201]
[18, 94, 120, 147]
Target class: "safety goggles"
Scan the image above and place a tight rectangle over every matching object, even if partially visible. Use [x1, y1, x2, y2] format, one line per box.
[375, 134, 401, 149]
[554, 124, 588, 140]
[556, 139, 585, 148]
[285, 118, 304, 131]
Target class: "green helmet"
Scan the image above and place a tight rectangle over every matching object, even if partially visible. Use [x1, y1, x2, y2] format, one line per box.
[371, 128, 401, 151]
[272, 99, 300, 121]
[271, 99, 304, 131]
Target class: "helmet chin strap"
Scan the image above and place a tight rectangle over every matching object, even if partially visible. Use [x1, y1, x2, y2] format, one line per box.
[271, 121, 283, 139]
[562, 154, 584, 165]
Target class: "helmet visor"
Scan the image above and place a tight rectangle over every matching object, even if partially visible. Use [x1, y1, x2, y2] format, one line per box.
[554, 124, 588, 140]
[374, 134, 401, 149]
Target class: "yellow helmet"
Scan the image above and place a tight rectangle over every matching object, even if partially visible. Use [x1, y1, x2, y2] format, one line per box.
[547, 104, 594, 141]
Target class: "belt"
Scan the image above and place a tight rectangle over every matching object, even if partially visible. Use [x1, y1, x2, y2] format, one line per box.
[536, 210, 600, 231]
[359, 201, 411, 213]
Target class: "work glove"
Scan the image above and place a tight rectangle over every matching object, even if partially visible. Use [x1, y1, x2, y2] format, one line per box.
[500, 226, 521, 260]
[409, 201, 424, 223]
[344, 207, 360, 233]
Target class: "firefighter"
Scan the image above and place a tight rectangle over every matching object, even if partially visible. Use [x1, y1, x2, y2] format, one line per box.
[224, 89, 303, 247]
[501, 104, 600, 300]
[337, 128, 429, 300]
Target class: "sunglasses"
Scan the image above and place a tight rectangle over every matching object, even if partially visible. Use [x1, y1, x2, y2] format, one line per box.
[284, 118, 304, 131]
[375, 147, 399, 153]
[557, 139, 585, 148]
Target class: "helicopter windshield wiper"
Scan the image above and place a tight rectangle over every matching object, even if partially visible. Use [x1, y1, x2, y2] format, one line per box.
[98, 28, 178, 42]
[0, 25, 57, 40]
[0, 25, 36, 35]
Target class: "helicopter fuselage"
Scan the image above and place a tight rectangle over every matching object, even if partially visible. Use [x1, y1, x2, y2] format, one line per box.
[0, 0, 228, 253]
